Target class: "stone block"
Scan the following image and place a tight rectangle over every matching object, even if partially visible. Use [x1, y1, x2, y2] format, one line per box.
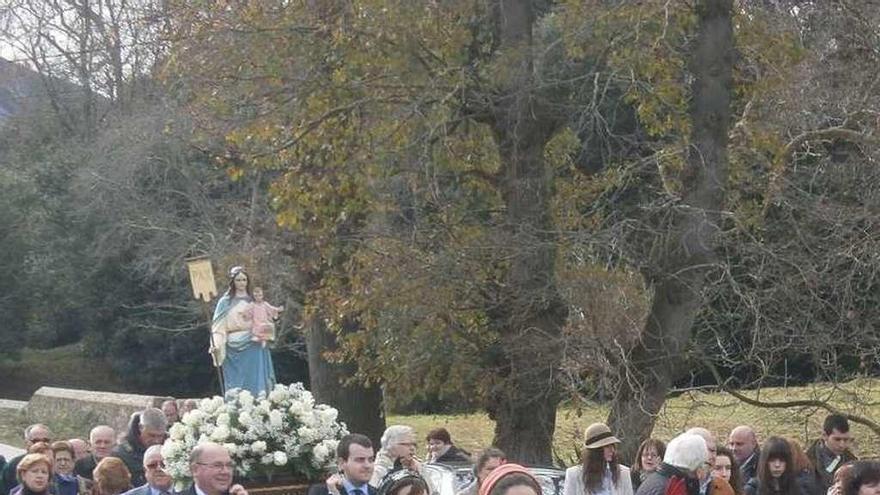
[26, 387, 173, 434]
[0, 399, 27, 412]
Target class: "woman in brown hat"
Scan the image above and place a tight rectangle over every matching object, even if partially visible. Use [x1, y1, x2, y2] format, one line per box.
[564, 423, 634, 495]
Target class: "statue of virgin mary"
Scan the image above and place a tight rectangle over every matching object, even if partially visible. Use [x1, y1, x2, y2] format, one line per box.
[210, 266, 276, 396]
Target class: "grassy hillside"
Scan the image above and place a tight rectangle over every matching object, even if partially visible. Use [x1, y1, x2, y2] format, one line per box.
[391, 379, 880, 463]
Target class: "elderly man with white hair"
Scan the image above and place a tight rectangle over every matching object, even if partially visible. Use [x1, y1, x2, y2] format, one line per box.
[369, 425, 424, 488]
[685, 428, 735, 495]
[75, 425, 117, 480]
[635, 433, 710, 495]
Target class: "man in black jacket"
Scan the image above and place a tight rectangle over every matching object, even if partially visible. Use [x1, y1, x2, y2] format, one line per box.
[727, 426, 759, 483]
[112, 409, 168, 487]
[308, 434, 377, 495]
[805, 414, 858, 493]
[0, 424, 52, 495]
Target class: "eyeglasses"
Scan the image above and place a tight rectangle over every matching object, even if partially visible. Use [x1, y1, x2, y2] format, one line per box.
[196, 462, 234, 471]
[30, 438, 51, 444]
[146, 461, 166, 470]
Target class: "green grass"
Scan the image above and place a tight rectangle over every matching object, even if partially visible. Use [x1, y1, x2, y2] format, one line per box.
[391, 378, 880, 462]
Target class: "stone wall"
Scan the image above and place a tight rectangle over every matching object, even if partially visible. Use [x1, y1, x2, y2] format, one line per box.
[26, 387, 173, 434]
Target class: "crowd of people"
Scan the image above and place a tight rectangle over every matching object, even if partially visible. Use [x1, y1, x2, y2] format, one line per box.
[0, 401, 243, 495]
[0, 407, 876, 495]
[561, 415, 875, 495]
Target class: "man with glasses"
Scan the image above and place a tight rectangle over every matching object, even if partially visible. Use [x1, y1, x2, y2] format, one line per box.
[370, 425, 421, 487]
[122, 445, 172, 495]
[0, 424, 52, 495]
[185, 443, 248, 495]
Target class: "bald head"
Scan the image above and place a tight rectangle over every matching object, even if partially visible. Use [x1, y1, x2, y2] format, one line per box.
[728, 426, 758, 463]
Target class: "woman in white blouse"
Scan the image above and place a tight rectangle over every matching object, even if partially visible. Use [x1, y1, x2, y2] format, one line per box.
[564, 423, 634, 495]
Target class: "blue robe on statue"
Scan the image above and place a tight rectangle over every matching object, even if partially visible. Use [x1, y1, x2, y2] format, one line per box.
[211, 293, 276, 397]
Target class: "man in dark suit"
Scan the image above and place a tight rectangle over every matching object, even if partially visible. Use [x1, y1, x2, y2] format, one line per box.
[308, 434, 377, 495]
[121, 445, 172, 495]
[180, 443, 249, 495]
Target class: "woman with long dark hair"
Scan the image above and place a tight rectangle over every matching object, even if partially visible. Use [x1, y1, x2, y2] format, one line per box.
[744, 437, 801, 495]
[564, 423, 633, 495]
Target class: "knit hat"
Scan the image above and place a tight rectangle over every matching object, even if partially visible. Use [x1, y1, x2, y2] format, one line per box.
[377, 469, 428, 495]
[583, 423, 621, 449]
[478, 463, 540, 495]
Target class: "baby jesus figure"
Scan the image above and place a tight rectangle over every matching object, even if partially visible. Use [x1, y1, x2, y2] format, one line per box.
[248, 287, 284, 347]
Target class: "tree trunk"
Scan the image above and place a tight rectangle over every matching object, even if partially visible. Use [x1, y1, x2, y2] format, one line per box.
[484, 0, 567, 464]
[607, 0, 735, 462]
[306, 314, 386, 445]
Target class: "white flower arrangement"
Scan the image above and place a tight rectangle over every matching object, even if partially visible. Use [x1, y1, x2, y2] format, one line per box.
[162, 383, 348, 489]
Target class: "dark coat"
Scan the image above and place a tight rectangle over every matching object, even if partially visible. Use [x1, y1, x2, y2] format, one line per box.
[307, 482, 378, 495]
[112, 438, 148, 488]
[742, 471, 815, 495]
[174, 484, 231, 495]
[74, 455, 99, 480]
[0, 454, 25, 495]
[53, 475, 78, 495]
[120, 484, 152, 495]
[740, 451, 759, 484]
[435, 446, 471, 465]
[804, 439, 857, 493]
[635, 464, 700, 495]
[631, 470, 646, 493]
[112, 416, 151, 488]
[10, 485, 51, 495]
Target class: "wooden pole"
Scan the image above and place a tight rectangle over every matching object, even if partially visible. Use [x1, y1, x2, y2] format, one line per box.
[205, 301, 225, 395]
